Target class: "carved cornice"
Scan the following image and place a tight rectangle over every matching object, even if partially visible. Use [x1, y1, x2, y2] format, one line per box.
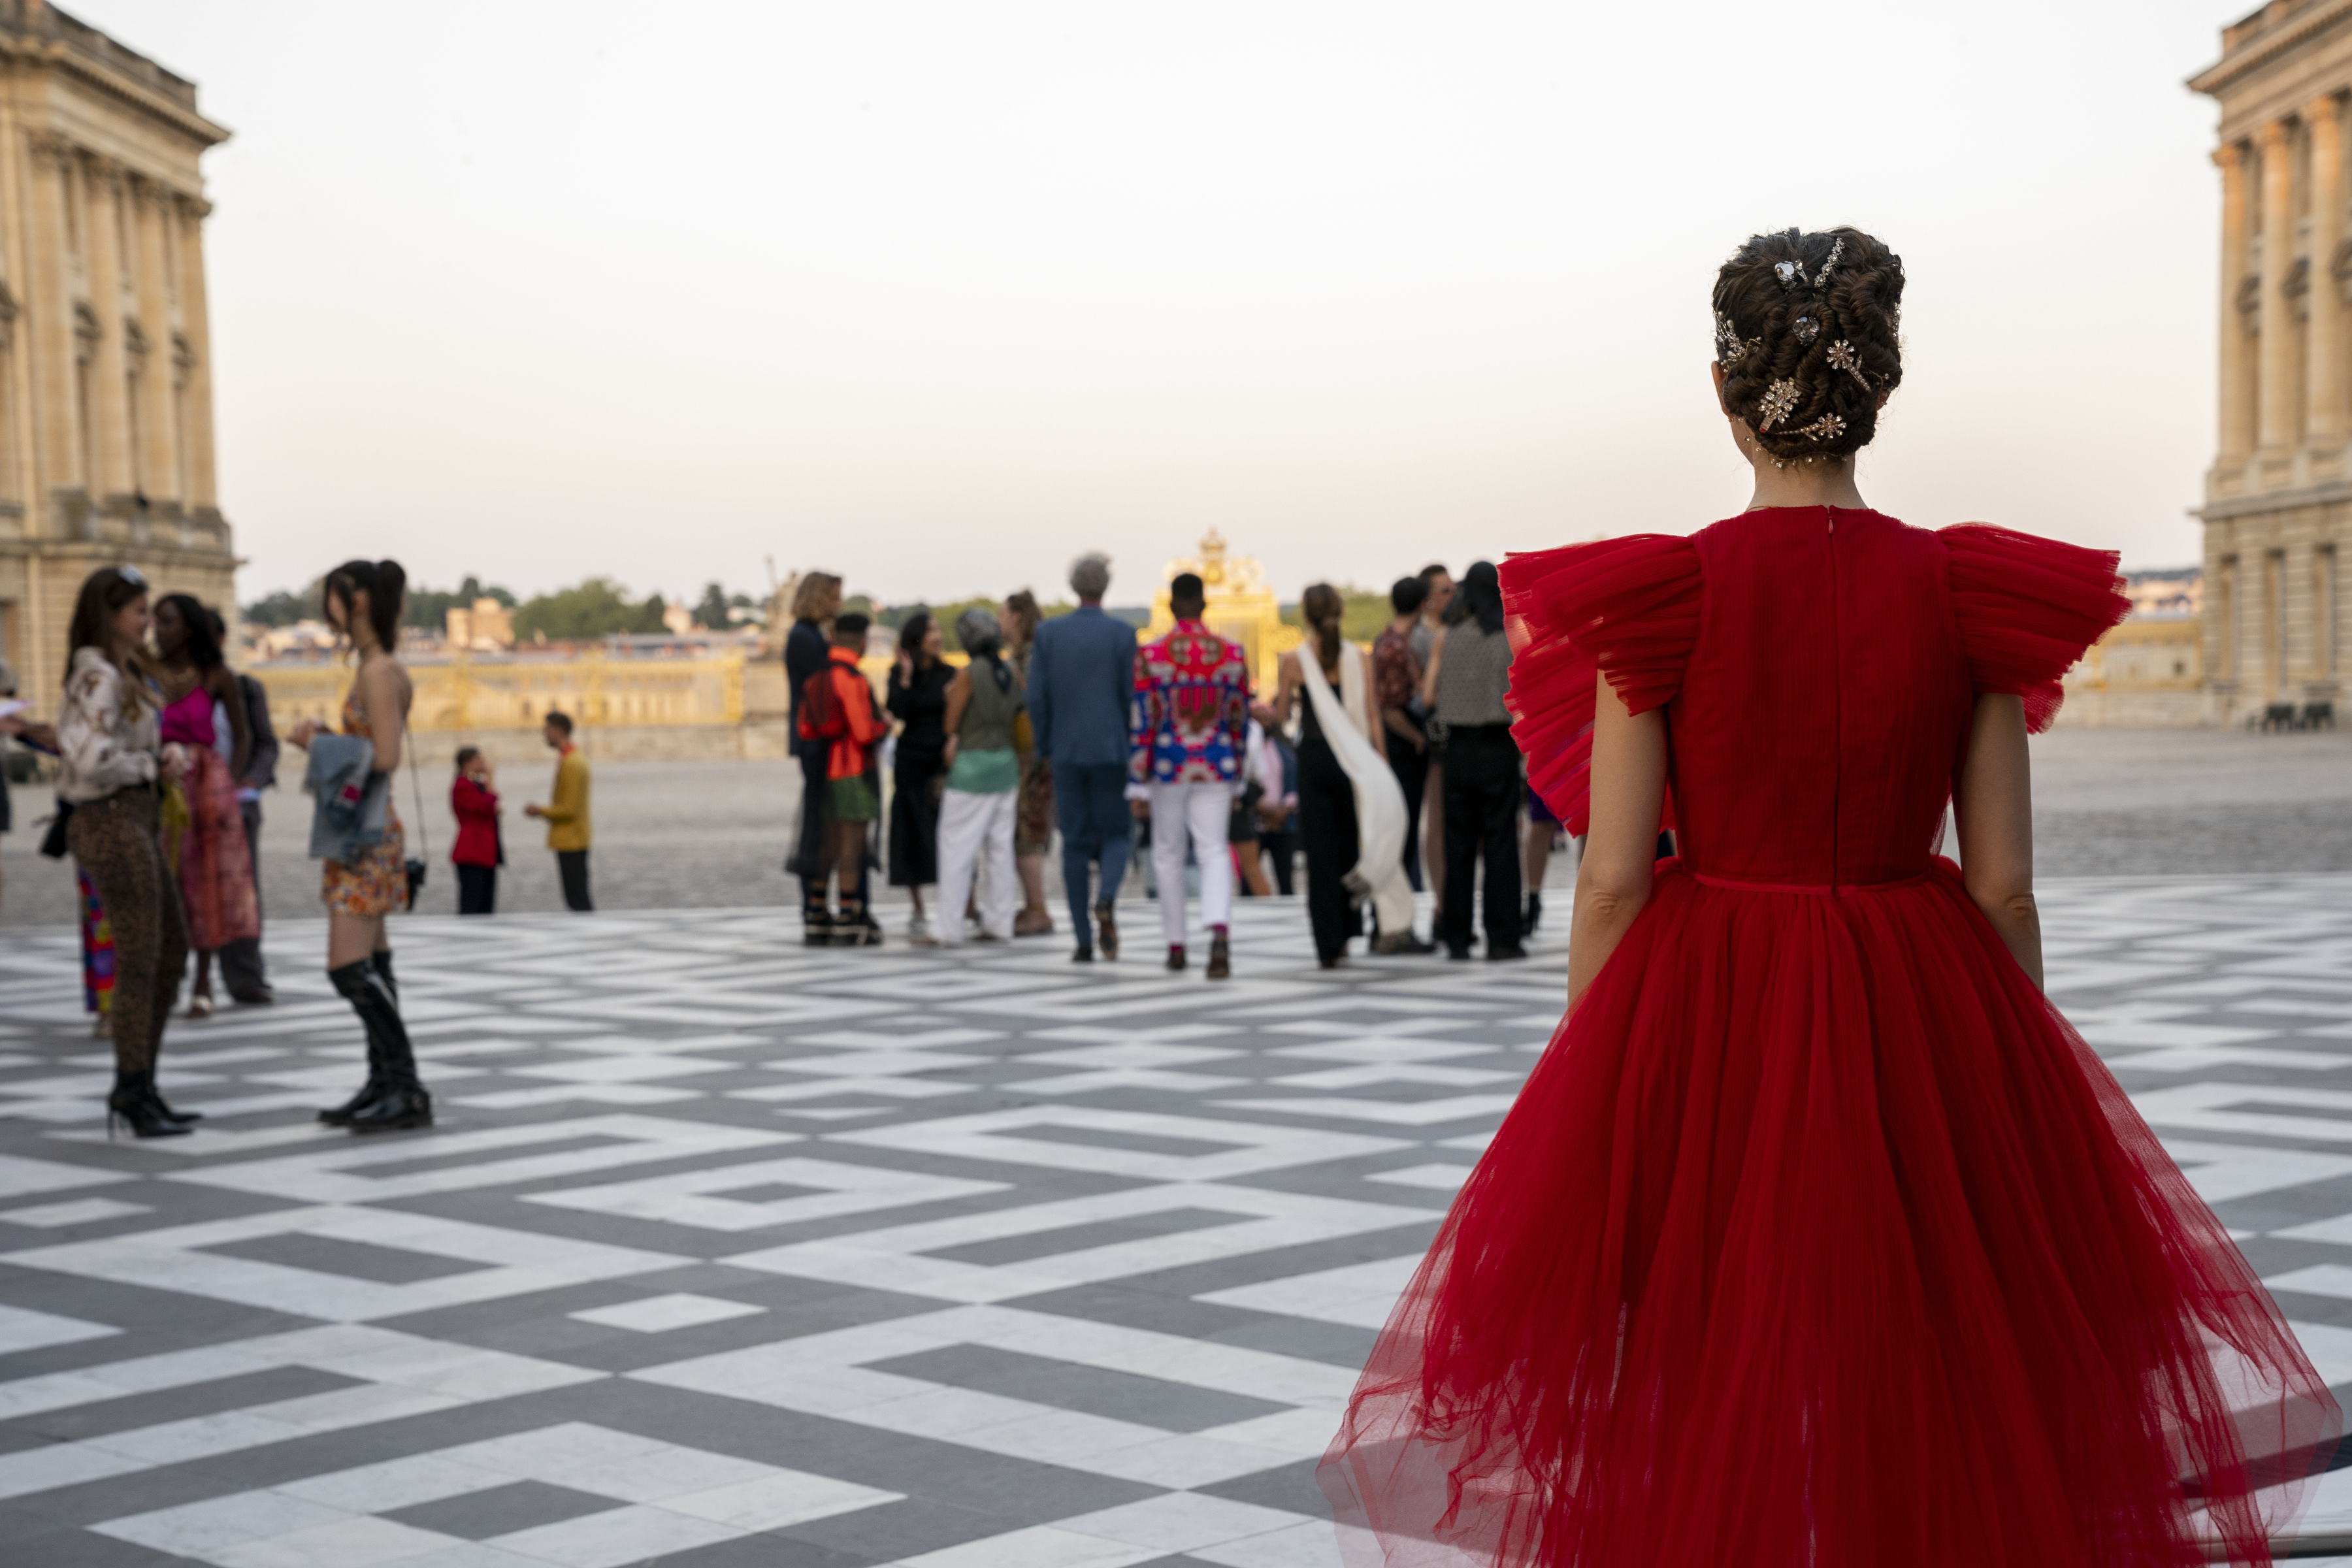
[0, 34, 229, 149]
[2191, 0, 2352, 100]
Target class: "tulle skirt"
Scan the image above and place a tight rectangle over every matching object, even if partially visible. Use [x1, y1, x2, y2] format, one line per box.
[1320, 859, 2338, 1567]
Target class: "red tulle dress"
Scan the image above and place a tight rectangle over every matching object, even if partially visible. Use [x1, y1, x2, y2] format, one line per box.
[1318, 508, 2341, 1567]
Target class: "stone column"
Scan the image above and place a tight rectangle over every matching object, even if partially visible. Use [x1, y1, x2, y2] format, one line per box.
[172, 197, 220, 519]
[80, 156, 133, 505]
[2311, 98, 2347, 448]
[2259, 118, 2300, 453]
[22, 135, 78, 511]
[2219, 144, 2257, 463]
[129, 180, 177, 512]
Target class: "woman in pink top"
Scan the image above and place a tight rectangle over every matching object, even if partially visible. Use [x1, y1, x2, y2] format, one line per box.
[154, 593, 256, 1019]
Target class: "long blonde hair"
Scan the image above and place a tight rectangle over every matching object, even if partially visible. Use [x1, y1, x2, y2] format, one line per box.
[791, 572, 842, 622]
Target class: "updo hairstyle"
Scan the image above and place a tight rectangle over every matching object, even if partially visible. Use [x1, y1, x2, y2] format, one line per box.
[1713, 226, 1904, 465]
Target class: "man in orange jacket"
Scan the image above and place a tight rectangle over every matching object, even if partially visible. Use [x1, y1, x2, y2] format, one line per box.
[796, 613, 889, 945]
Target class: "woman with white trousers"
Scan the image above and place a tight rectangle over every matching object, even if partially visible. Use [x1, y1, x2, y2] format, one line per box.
[932, 607, 1024, 945]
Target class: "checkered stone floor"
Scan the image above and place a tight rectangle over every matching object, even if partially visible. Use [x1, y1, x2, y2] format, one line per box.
[1, 875, 2351, 1565]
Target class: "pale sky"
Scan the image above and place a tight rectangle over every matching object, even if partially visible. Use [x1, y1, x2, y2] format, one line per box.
[75, 1, 2244, 608]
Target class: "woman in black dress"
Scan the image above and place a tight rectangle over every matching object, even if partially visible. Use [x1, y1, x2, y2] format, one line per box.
[887, 612, 953, 943]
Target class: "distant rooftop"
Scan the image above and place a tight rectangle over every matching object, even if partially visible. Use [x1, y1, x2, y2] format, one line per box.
[0, 0, 203, 114]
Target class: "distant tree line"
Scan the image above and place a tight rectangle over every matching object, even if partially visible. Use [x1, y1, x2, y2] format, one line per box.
[244, 576, 760, 640]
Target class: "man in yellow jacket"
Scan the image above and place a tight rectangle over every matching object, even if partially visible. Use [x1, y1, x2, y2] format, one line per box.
[523, 711, 593, 911]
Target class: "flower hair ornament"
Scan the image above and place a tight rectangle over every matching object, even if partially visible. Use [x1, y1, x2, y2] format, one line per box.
[1756, 378, 1800, 432]
[1826, 339, 1871, 393]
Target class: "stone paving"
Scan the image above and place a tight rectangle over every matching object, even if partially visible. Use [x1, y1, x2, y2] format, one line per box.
[0, 878, 2351, 1563]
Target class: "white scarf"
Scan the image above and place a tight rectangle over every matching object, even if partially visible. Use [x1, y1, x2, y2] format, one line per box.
[1298, 641, 1414, 936]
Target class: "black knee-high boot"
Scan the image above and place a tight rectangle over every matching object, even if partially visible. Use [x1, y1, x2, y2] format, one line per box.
[370, 949, 397, 1005]
[325, 960, 431, 1132]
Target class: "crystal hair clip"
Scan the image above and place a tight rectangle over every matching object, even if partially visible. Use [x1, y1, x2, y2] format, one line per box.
[1757, 378, 1800, 431]
[1814, 237, 1844, 287]
[1774, 259, 1806, 289]
[1793, 316, 1821, 344]
[1826, 339, 1871, 392]
[1715, 313, 1761, 367]
[1788, 412, 1846, 443]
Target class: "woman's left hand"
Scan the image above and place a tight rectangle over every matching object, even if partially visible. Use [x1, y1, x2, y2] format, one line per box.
[286, 718, 322, 750]
[159, 742, 191, 781]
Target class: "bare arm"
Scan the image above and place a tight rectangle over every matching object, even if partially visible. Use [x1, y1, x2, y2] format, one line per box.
[1565, 670, 1667, 1009]
[1273, 651, 1301, 727]
[941, 668, 972, 765]
[359, 658, 406, 774]
[1953, 693, 2042, 988]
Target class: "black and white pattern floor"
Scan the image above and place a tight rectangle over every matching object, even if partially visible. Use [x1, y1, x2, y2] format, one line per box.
[2, 875, 2351, 1565]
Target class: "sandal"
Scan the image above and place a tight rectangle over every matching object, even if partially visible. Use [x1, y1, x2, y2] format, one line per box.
[185, 994, 214, 1021]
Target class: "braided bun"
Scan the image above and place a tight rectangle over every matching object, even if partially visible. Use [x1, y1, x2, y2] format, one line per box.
[1713, 226, 1904, 464]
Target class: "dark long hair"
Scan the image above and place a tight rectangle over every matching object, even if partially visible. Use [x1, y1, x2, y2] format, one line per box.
[1301, 583, 1345, 676]
[63, 565, 156, 717]
[1446, 560, 1505, 635]
[156, 593, 225, 674]
[899, 612, 936, 670]
[324, 559, 407, 655]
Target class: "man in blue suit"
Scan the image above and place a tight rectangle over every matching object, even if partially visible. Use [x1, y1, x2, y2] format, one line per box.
[1026, 553, 1139, 961]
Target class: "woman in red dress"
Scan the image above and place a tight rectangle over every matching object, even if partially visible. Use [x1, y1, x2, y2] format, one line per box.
[1319, 227, 2340, 1567]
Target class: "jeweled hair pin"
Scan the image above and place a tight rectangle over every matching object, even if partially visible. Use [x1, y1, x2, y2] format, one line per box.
[1757, 379, 1800, 432]
[1826, 339, 1871, 393]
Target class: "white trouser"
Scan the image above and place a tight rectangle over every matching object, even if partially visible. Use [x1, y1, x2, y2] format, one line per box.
[935, 788, 1018, 944]
[1150, 781, 1234, 947]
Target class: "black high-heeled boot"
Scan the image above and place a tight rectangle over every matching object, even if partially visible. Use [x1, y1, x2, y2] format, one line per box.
[327, 960, 432, 1133]
[108, 1070, 193, 1139]
[370, 949, 398, 1005]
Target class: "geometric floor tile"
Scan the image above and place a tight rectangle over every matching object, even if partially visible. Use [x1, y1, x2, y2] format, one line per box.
[0, 877, 2345, 1561]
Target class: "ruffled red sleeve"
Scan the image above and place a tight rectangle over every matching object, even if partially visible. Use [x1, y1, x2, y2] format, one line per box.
[1499, 533, 1701, 836]
[1939, 525, 2129, 734]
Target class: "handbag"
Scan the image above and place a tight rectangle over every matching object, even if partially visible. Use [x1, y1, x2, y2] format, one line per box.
[38, 798, 73, 859]
[402, 739, 429, 911]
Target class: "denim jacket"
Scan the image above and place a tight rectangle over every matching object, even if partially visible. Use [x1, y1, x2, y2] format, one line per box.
[304, 732, 390, 862]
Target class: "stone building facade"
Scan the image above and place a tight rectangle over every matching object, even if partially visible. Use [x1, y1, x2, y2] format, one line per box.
[0, 1, 233, 711]
[2191, 1, 2352, 725]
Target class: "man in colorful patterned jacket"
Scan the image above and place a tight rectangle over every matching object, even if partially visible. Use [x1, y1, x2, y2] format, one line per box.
[1130, 572, 1252, 979]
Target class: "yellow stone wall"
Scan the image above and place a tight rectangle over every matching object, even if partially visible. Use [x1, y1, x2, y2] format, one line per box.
[253, 648, 747, 736]
[2057, 616, 2206, 727]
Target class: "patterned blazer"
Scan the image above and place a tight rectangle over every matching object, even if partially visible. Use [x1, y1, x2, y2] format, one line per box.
[1130, 621, 1251, 785]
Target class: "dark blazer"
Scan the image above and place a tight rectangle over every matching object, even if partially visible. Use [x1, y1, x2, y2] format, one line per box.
[1026, 605, 1137, 769]
[236, 672, 280, 792]
[785, 619, 832, 761]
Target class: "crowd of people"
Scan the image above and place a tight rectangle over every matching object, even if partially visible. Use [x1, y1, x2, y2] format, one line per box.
[785, 551, 1563, 972]
[0, 544, 1561, 1137]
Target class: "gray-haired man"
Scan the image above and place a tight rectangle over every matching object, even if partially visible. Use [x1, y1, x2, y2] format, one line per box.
[1024, 553, 1138, 960]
